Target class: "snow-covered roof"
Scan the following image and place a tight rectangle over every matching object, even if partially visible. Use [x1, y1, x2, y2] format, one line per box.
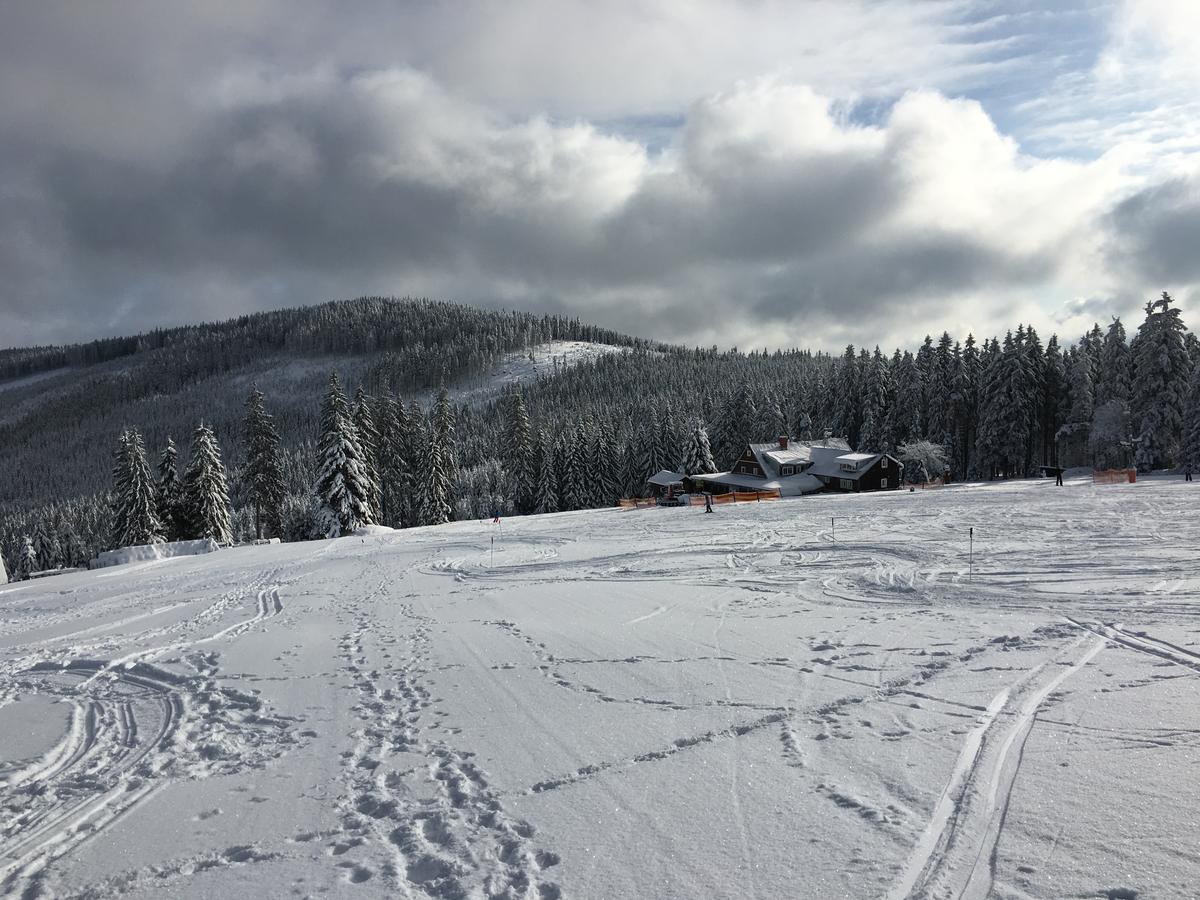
[748, 438, 851, 478]
[647, 469, 685, 487]
[690, 471, 824, 496]
[807, 450, 896, 480]
[760, 448, 813, 466]
[836, 452, 876, 463]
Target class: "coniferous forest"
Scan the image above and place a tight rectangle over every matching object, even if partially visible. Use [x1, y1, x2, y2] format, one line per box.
[3, 293, 1199, 579]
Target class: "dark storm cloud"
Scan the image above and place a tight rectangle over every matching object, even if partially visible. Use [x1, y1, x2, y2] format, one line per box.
[1107, 177, 1200, 284]
[0, 2, 1185, 352]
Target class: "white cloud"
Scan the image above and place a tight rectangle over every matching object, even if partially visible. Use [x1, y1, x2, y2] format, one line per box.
[1, 2, 1198, 351]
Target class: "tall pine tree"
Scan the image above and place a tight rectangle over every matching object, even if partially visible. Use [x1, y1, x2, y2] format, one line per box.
[242, 386, 285, 539]
[183, 423, 233, 544]
[315, 373, 375, 536]
[156, 437, 185, 541]
[1131, 293, 1192, 470]
[111, 428, 165, 549]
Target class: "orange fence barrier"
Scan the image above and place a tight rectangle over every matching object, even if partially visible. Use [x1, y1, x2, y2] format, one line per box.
[620, 489, 781, 509]
[1093, 468, 1136, 484]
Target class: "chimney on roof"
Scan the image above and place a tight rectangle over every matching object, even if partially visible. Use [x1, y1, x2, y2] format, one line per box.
[778, 435, 789, 450]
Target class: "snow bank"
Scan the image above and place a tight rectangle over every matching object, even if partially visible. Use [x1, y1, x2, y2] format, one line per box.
[353, 524, 396, 536]
[91, 538, 220, 569]
[27, 567, 86, 580]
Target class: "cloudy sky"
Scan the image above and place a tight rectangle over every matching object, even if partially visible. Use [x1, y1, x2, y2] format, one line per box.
[2, 0, 1199, 352]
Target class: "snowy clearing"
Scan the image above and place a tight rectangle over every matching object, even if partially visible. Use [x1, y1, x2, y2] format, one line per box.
[445, 341, 631, 405]
[1, 477, 1198, 899]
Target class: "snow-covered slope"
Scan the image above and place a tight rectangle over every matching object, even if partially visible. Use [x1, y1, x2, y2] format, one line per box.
[444, 340, 630, 405]
[2, 477, 1197, 899]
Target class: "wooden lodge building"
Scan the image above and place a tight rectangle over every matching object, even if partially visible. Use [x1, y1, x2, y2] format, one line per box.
[686, 436, 903, 497]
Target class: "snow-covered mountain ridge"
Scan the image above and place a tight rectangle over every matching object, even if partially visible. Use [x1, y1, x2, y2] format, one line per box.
[2, 475, 1196, 898]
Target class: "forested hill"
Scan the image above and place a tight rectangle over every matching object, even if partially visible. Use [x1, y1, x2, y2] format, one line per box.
[3, 292, 1199, 582]
[0, 297, 647, 383]
[0, 297, 656, 508]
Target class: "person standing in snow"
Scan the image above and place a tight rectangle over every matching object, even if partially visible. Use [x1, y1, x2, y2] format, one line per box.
[1186, 465, 1194, 483]
[704, 493, 714, 514]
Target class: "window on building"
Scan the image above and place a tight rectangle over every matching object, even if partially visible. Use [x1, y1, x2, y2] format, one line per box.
[881, 478, 888, 489]
[781, 465, 793, 476]
[882, 457, 888, 468]
[840, 479, 852, 490]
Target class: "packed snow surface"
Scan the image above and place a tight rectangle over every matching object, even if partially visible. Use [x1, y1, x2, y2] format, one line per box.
[1, 477, 1198, 899]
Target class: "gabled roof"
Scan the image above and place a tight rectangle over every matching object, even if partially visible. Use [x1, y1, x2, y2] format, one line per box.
[747, 438, 851, 478]
[808, 451, 899, 480]
[647, 469, 685, 487]
[690, 471, 824, 496]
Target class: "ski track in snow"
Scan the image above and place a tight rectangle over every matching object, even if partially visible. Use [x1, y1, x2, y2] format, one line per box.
[1, 478, 1198, 898]
[0, 563, 299, 897]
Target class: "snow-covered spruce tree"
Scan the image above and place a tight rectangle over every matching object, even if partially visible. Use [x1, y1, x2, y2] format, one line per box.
[973, 338, 1006, 478]
[0, 549, 8, 585]
[535, 430, 559, 514]
[1066, 346, 1095, 426]
[398, 400, 427, 527]
[681, 420, 717, 476]
[1040, 337, 1066, 467]
[926, 333, 955, 449]
[639, 412, 664, 479]
[834, 345, 862, 447]
[888, 351, 922, 449]
[590, 422, 620, 506]
[376, 393, 414, 528]
[352, 387, 382, 522]
[242, 387, 285, 539]
[156, 437, 185, 541]
[859, 348, 890, 451]
[183, 423, 233, 544]
[562, 423, 589, 511]
[660, 402, 682, 473]
[111, 428, 166, 549]
[18, 535, 37, 579]
[1132, 292, 1192, 471]
[958, 335, 982, 475]
[32, 521, 60, 571]
[315, 372, 375, 537]
[1097, 318, 1130, 406]
[1181, 362, 1200, 473]
[419, 387, 458, 525]
[502, 391, 536, 513]
[898, 441, 947, 484]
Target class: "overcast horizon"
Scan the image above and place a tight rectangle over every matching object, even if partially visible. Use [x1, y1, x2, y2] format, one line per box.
[3, 1, 1199, 354]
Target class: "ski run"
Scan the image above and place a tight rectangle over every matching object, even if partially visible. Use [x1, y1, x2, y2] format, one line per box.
[1, 476, 1197, 899]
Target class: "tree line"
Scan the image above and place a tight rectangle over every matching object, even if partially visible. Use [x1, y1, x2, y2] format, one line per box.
[3, 292, 1199, 579]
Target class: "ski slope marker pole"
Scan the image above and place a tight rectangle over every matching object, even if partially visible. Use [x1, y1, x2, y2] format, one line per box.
[969, 527, 973, 582]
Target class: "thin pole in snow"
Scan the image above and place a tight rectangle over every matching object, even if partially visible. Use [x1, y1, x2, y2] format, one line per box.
[491, 534, 495, 567]
[831, 517, 836, 542]
[969, 527, 973, 582]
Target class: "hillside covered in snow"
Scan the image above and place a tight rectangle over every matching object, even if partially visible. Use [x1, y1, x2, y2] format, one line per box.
[2, 476, 1197, 898]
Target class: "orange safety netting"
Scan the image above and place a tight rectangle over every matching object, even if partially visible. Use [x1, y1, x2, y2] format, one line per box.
[619, 488, 784, 509]
[1093, 468, 1136, 484]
